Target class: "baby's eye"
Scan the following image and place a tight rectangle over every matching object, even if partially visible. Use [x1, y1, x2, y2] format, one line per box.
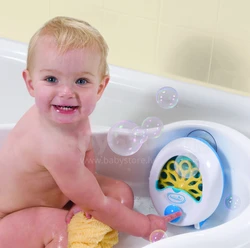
[45, 76, 57, 83]
[76, 78, 88, 85]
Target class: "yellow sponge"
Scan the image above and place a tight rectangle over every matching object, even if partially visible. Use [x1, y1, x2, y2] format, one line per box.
[68, 212, 119, 248]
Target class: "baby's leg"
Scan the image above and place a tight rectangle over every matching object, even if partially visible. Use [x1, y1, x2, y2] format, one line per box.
[96, 173, 134, 209]
[0, 207, 68, 248]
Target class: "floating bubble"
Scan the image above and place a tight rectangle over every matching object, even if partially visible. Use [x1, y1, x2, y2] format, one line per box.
[156, 86, 178, 109]
[225, 195, 241, 210]
[107, 120, 144, 156]
[149, 229, 167, 243]
[141, 117, 163, 139]
[132, 126, 148, 144]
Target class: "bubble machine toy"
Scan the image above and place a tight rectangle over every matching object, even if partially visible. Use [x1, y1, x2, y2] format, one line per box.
[149, 130, 224, 229]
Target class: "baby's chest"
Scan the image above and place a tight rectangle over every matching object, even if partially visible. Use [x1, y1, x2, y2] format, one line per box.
[52, 133, 90, 152]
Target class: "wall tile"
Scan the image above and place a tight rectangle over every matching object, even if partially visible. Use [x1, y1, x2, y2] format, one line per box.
[160, 0, 220, 32]
[102, 11, 158, 73]
[0, 0, 50, 42]
[209, 0, 250, 93]
[209, 28, 250, 91]
[157, 24, 213, 82]
[218, 0, 250, 31]
[232, 74, 250, 93]
[103, 0, 160, 20]
[208, 68, 234, 89]
[50, 0, 104, 31]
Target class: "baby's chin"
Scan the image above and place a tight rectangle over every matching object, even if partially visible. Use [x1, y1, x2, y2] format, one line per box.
[46, 110, 80, 126]
[51, 113, 91, 126]
[38, 105, 94, 126]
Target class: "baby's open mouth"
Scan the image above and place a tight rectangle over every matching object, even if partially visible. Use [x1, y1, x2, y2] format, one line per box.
[53, 105, 79, 111]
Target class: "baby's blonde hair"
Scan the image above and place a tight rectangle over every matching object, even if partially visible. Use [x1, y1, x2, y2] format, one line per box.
[27, 16, 109, 77]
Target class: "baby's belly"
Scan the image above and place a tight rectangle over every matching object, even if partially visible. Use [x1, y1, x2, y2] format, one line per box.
[0, 163, 70, 218]
[35, 189, 69, 208]
[0, 186, 69, 219]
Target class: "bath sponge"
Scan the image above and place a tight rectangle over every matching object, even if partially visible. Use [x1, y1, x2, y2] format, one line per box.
[68, 212, 119, 248]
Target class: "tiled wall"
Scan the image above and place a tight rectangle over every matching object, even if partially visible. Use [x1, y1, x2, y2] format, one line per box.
[0, 0, 250, 94]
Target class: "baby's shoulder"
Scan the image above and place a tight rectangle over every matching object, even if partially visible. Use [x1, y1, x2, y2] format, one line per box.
[42, 133, 82, 163]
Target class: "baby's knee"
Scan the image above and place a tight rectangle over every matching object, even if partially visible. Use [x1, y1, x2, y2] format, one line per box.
[96, 174, 134, 209]
[115, 180, 134, 209]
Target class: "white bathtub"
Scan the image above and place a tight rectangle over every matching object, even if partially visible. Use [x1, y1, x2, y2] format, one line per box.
[1, 37, 250, 248]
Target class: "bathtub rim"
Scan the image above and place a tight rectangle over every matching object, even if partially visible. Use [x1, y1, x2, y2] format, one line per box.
[2, 118, 250, 137]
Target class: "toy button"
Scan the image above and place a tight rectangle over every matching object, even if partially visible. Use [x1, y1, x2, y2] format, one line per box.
[164, 205, 182, 223]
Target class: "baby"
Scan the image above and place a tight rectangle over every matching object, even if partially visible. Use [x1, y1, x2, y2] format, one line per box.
[0, 16, 181, 247]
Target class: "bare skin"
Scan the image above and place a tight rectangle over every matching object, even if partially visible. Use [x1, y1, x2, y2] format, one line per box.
[0, 36, 181, 247]
[0, 105, 134, 247]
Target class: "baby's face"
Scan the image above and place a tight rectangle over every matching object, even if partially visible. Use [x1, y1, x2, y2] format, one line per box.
[24, 36, 108, 125]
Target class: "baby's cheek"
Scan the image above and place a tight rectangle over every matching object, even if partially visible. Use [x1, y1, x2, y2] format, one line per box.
[34, 98, 44, 111]
[34, 93, 51, 113]
[81, 101, 97, 116]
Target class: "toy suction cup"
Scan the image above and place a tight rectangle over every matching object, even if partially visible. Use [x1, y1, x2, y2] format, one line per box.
[187, 129, 217, 151]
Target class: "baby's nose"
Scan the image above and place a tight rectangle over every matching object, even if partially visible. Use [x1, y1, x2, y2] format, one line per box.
[59, 85, 75, 98]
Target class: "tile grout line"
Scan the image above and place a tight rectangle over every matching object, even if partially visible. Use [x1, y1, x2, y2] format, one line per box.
[154, 0, 163, 75]
[207, 0, 221, 84]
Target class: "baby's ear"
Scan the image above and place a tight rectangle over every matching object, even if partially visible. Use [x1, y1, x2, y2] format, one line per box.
[23, 69, 35, 97]
[97, 75, 109, 101]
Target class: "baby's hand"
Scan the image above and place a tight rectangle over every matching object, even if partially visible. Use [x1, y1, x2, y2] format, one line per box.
[144, 211, 182, 240]
[65, 204, 92, 224]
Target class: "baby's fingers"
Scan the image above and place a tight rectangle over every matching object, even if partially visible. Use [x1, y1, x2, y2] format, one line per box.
[164, 211, 182, 223]
[84, 212, 92, 219]
[66, 205, 82, 224]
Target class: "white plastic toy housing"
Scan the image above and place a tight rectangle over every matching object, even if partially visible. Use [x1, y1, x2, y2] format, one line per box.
[149, 137, 224, 227]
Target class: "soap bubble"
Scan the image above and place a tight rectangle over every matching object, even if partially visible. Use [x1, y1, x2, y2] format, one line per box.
[156, 86, 178, 109]
[225, 195, 241, 210]
[132, 126, 148, 144]
[149, 229, 167, 243]
[107, 120, 145, 156]
[141, 117, 163, 139]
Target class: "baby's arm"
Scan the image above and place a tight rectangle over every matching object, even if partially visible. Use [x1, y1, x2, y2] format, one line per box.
[46, 154, 180, 239]
[83, 135, 99, 175]
[84, 145, 96, 174]
[65, 145, 95, 221]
